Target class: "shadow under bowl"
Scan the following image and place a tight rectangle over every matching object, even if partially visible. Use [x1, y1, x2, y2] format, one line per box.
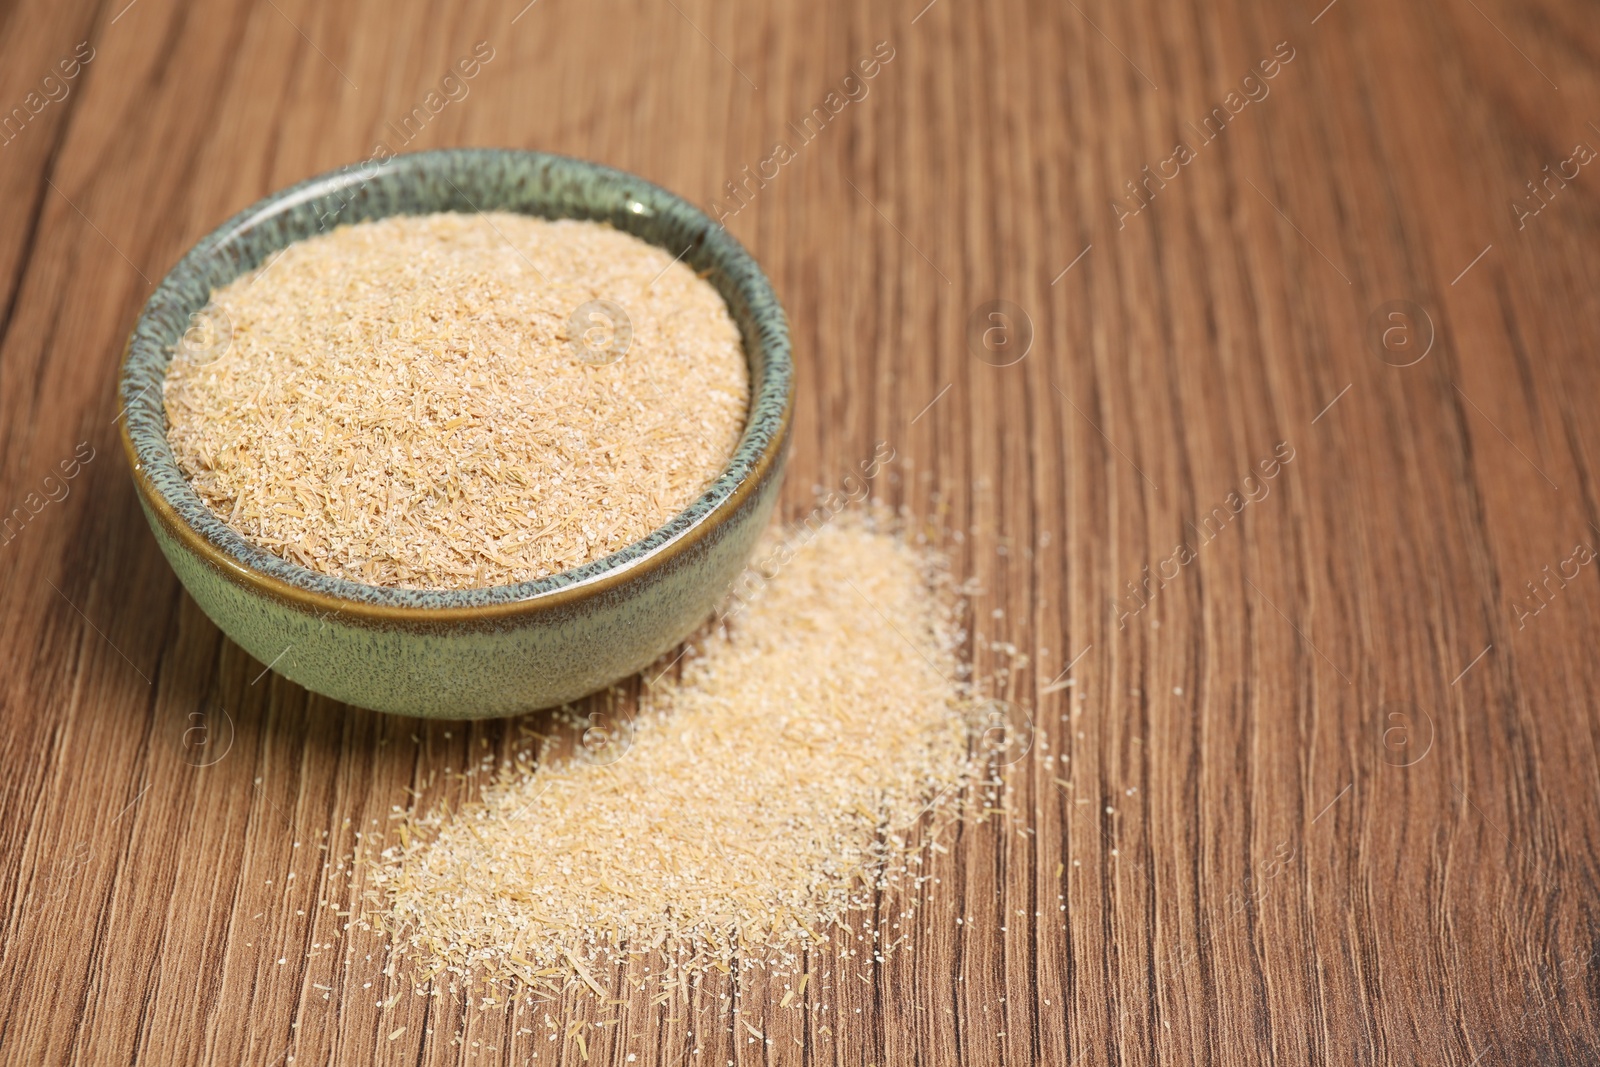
[119, 147, 792, 719]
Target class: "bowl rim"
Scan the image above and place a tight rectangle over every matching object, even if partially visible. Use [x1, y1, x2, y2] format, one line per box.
[119, 147, 792, 625]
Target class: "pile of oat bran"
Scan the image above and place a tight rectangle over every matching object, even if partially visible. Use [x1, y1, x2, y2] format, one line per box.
[369, 516, 981, 993]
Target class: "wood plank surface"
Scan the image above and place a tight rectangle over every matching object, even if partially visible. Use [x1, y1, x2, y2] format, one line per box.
[2, 0, 1599, 1062]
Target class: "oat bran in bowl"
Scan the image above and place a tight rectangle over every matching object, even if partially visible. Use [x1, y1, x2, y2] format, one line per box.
[119, 148, 792, 718]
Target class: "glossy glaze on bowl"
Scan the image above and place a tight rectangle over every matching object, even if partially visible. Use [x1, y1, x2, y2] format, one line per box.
[120, 148, 791, 718]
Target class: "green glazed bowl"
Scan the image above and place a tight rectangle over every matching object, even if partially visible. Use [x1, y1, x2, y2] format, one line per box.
[120, 148, 791, 719]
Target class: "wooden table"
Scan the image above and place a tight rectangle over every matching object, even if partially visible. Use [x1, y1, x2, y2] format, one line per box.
[3, 0, 1597, 1062]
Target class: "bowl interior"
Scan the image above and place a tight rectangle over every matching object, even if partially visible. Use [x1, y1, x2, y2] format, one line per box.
[122, 147, 791, 611]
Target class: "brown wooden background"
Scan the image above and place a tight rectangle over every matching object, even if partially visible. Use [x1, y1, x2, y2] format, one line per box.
[3, 0, 1599, 1062]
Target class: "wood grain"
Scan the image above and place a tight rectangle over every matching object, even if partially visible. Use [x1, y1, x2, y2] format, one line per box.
[2, 0, 1599, 1062]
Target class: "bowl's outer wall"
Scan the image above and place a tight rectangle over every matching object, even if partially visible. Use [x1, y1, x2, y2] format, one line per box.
[121, 148, 792, 717]
[136, 444, 783, 718]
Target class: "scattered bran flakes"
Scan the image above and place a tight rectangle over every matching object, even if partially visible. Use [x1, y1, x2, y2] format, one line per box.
[369, 515, 990, 994]
[163, 212, 748, 590]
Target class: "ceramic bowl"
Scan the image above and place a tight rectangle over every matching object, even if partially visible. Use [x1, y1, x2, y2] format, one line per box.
[120, 147, 791, 719]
